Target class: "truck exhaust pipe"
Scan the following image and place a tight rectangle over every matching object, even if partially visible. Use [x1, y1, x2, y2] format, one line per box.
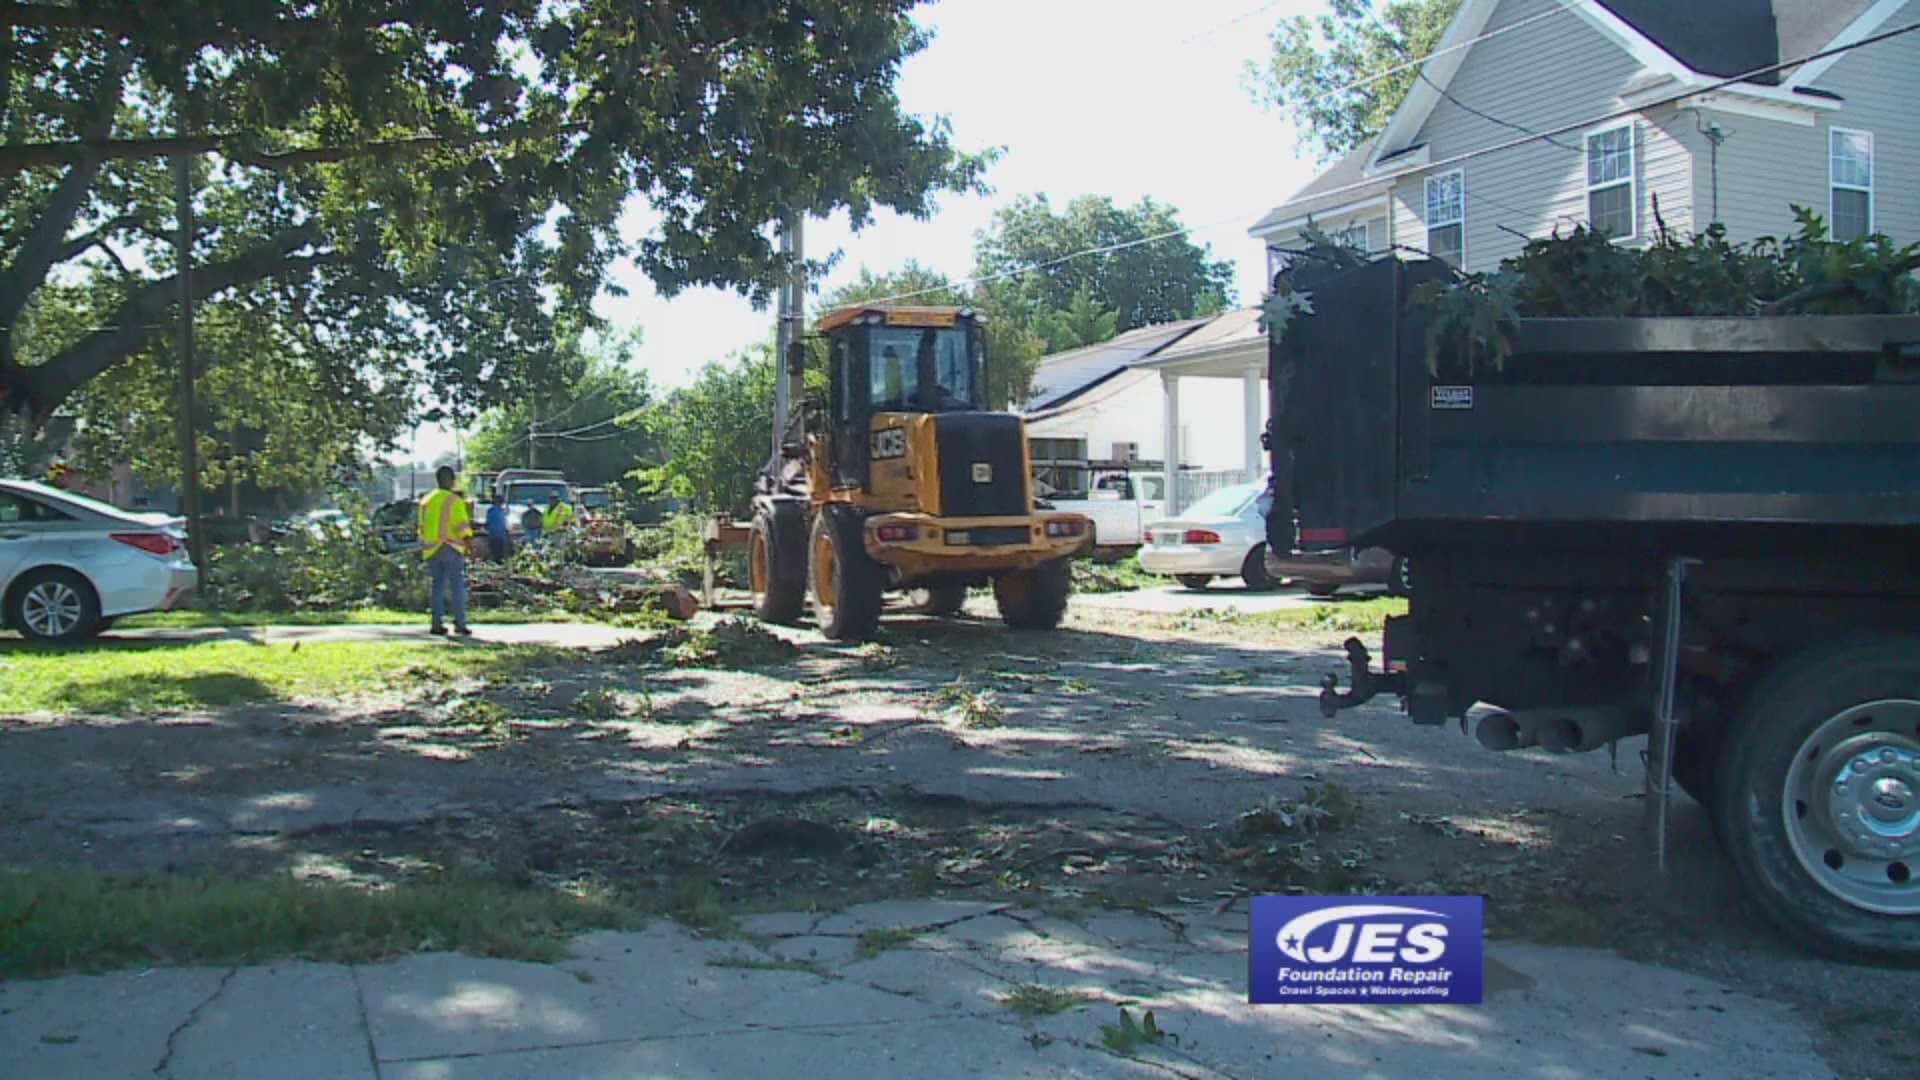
[1475, 712, 1534, 752]
[1534, 707, 1644, 754]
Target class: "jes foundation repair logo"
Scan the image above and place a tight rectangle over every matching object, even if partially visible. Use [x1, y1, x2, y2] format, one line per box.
[1249, 896, 1483, 1004]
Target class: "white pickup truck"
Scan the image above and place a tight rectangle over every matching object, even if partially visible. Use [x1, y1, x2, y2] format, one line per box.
[1040, 470, 1167, 559]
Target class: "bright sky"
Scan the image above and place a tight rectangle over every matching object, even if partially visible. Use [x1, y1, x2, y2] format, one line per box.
[416, 0, 1326, 464]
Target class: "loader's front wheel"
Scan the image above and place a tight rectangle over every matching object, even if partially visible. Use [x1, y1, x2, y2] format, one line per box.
[810, 504, 883, 641]
[994, 558, 1071, 630]
[750, 504, 807, 625]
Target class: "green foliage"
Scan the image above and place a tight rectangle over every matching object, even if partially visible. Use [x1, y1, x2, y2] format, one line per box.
[630, 349, 775, 516]
[825, 194, 1231, 410]
[2, 1, 987, 434]
[974, 194, 1235, 335]
[1247, 0, 1461, 159]
[1099, 1007, 1167, 1055]
[1416, 213, 1920, 374]
[204, 520, 426, 614]
[465, 328, 659, 491]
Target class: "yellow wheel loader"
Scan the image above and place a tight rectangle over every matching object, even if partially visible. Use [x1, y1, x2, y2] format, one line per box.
[744, 305, 1090, 640]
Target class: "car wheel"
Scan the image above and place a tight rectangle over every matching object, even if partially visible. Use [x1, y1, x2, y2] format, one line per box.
[1176, 574, 1213, 591]
[10, 568, 102, 643]
[1241, 544, 1279, 592]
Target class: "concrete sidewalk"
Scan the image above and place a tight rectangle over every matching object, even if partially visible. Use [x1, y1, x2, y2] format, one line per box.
[0, 901, 1835, 1079]
[106, 622, 638, 649]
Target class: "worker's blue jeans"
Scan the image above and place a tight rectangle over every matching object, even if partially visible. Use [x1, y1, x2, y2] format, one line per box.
[429, 547, 468, 629]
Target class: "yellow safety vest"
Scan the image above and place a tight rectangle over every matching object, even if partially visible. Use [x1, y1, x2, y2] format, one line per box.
[418, 489, 474, 559]
[543, 502, 575, 531]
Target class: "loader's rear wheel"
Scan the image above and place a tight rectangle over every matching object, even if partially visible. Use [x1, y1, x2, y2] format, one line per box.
[994, 558, 1071, 630]
[749, 505, 807, 625]
[908, 584, 968, 616]
[810, 504, 883, 641]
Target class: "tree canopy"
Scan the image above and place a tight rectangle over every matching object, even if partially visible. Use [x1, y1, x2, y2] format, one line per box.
[817, 196, 1233, 410]
[464, 329, 657, 489]
[1245, 0, 1459, 160]
[0, 0, 988, 435]
[975, 194, 1234, 334]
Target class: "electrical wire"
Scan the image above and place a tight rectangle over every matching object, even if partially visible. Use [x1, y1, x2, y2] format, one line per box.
[861, 16, 1920, 305]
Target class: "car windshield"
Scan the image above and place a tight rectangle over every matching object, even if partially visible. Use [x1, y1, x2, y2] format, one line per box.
[580, 492, 610, 509]
[1182, 483, 1263, 519]
[508, 482, 571, 506]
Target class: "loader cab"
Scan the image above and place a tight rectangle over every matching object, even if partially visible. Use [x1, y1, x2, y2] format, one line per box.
[817, 306, 987, 491]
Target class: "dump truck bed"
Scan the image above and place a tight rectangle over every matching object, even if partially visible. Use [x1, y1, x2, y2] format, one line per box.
[1268, 259, 1920, 557]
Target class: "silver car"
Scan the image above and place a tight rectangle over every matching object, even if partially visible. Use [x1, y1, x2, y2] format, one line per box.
[1138, 481, 1281, 591]
[1, 479, 198, 642]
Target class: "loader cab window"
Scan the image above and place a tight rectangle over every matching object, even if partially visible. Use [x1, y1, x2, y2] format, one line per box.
[868, 327, 978, 413]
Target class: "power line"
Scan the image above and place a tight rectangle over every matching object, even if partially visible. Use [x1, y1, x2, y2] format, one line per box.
[864, 16, 1920, 306]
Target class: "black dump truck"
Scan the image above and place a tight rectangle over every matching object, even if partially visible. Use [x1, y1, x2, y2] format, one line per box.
[1270, 256, 1920, 960]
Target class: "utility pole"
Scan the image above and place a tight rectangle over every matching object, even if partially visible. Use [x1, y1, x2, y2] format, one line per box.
[174, 151, 206, 572]
[770, 212, 806, 464]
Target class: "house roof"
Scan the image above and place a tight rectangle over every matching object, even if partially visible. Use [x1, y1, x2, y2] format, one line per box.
[1250, 0, 1882, 236]
[1247, 136, 1390, 237]
[1022, 318, 1209, 413]
[1600, 0, 1874, 84]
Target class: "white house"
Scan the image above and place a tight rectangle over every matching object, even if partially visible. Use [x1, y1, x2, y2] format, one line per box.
[1250, 0, 1917, 270]
[1021, 310, 1266, 513]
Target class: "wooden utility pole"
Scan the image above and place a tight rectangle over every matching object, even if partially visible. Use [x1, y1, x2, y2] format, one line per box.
[174, 151, 206, 571]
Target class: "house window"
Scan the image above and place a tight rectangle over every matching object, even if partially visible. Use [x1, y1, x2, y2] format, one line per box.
[1424, 170, 1464, 266]
[1831, 128, 1873, 242]
[1329, 221, 1369, 253]
[1585, 123, 1635, 239]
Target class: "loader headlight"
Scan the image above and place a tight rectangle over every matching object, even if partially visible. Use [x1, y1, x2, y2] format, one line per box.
[1045, 519, 1087, 538]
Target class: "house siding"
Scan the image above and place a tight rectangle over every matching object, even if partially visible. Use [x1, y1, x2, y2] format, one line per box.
[1024, 371, 1259, 474]
[1387, 0, 1700, 270]
[1705, 0, 1920, 245]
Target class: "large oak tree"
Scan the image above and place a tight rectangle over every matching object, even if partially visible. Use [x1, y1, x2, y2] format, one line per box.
[0, 1, 987, 432]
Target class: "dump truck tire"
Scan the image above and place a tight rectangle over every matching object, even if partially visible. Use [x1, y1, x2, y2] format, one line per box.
[1713, 635, 1920, 961]
[750, 505, 807, 625]
[908, 584, 968, 616]
[995, 557, 1071, 630]
[810, 504, 883, 641]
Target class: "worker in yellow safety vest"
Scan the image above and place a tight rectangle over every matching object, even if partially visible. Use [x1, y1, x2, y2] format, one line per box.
[542, 493, 575, 533]
[417, 465, 475, 636]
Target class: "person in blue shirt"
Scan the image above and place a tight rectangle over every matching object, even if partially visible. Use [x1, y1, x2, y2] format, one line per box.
[484, 491, 512, 562]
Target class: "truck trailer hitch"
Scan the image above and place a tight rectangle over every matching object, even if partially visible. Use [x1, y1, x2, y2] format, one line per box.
[1318, 637, 1406, 718]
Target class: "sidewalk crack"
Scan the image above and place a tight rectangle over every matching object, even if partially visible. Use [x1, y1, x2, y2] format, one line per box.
[349, 963, 384, 1079]
[152, 966, 237, 1078]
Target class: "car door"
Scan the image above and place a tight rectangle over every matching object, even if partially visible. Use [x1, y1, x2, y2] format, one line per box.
[0, 490, 61, 588]
[1134, 475, 1168, 544]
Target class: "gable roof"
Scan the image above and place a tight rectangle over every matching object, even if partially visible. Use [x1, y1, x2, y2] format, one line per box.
[1250, 0, 1881, 234]
[1247, 136, 1392, 238]
[1023, 318, 1208, 413]
[1601, 0, 1874, 84]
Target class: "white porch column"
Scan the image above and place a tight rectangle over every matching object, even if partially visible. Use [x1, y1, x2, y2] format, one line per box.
[1242, 362, 1263, 479]
[1160, 369, 1180, 513]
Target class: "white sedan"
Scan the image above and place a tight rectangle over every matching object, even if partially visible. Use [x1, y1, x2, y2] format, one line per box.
[1137, 481, 1280, 591]
[1, 479, 198, 642]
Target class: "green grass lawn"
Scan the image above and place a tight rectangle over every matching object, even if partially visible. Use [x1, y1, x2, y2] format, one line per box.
[0, 639, 564, 716]
[0, 871, 651, 979]
[118, 606, 577, 630]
